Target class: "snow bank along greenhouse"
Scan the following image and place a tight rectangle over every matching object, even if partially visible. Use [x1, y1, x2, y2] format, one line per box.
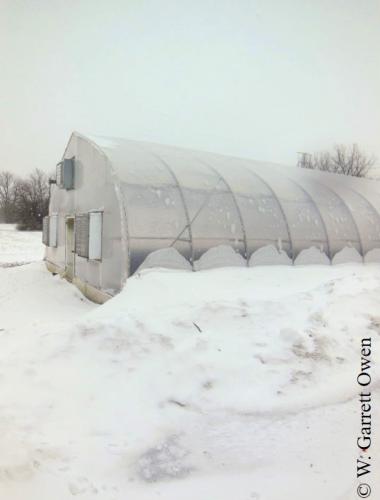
[43, 132, 380, 303]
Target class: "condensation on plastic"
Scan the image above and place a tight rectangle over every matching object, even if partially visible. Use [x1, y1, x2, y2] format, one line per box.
[88, 136, 380, 275]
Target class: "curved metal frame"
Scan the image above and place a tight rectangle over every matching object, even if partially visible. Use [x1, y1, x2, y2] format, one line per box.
[196, 158, 248, 261]
[281, 174, 332, 259]
[238, 163, 295, 259]
[111, 140, 380, 264]
[135, 145, 195, 268]
[310, 178, 364, 256]
[343, 184, 380, 252]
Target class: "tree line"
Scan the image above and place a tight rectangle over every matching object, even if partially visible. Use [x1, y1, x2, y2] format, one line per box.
[297, 144, 376, 178]
[0, 169, 49, 230]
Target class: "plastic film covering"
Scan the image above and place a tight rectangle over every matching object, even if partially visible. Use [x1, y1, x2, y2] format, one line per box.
[279, 168, 363, 257]
[119, 145, 192, 274]
[314, 173, 380, 254]
[164, 156, 246, 261]
[87, 135, 380, 275]
[249, 165, 328, 257]
[204, 155, 292, 256]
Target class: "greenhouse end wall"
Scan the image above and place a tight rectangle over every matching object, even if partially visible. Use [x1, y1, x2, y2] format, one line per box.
[45, 133, 128, 298]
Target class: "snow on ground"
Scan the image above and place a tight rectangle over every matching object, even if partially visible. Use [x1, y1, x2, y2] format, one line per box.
[0, 224, 379, 499]
[0, 224, 44, 266]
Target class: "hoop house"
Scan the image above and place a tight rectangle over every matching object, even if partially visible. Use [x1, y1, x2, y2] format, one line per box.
[44, 132, 380, 302]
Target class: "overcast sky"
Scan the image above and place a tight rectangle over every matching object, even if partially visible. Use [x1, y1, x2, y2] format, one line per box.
[1, 0, 379, 175]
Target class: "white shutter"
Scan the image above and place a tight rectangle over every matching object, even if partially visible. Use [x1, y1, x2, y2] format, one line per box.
[42, 216, 49, 245]
[89, 212, 103, 260]
[49, 214, 58, 247]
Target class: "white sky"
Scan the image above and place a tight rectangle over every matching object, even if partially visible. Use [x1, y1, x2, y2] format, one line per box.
[1, 0, 379, 175]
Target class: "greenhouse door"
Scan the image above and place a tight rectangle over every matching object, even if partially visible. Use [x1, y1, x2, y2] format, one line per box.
[65, 217, 75, 281]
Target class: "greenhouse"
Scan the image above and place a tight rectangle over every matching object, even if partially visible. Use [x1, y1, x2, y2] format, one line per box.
[44, 132, 380, 302]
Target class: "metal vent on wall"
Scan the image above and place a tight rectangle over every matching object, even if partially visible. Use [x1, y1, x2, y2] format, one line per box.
[75, 214, 89, 258]
[56, 158, 75, 190]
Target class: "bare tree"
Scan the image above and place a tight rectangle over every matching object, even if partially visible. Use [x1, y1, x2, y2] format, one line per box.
[314, 151, 332, 172]
[0, 171, 18, 222]
[298, 144, 376, 178]
[332, 144, 375, 177]
[14, 169, 50, 230]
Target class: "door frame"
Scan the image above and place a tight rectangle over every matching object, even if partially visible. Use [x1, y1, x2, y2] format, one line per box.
[65, 216, 75, 281]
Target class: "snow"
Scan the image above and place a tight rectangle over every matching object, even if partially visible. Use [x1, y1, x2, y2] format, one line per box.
[194, 244, 246, 270]
[294, 246, 330, 265]
[249, 244, 292, 266]
[0, 224, 379, 499]
[0, 224, 44, 266]
[364, 248, 380, 263]
[138, 247, 192, 272]
[332, 246, 363, 264]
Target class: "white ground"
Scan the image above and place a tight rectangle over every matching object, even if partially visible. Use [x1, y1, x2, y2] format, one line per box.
[0, 224, 44, 266]
[0, 224, 379, 499]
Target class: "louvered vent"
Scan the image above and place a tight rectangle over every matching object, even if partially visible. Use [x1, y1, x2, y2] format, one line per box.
[75, 214, 89, 258]
[56, 158, 75, 190]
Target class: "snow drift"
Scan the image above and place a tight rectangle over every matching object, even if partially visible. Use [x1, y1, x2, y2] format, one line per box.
[0, 225, 379, 500]
[0, 260, 379, 499]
